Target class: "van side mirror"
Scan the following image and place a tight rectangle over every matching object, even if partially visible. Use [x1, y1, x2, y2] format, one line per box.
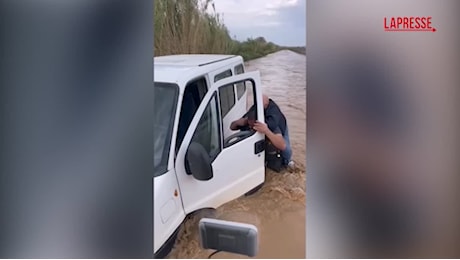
[199, 218, 258, 258]
[185, 142, 213, 181]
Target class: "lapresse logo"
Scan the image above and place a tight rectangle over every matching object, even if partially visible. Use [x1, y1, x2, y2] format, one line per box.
[384, 16, 436, 32]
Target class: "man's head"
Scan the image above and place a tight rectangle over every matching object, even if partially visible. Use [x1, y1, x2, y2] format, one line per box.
[263, 94, 270, 109]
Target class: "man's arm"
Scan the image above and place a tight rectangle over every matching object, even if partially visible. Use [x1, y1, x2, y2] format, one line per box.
[230, 117, 248, 131]
[265, 130, 286, 151]
[231, 105, 255, 130]
[253, 121, 286, 151]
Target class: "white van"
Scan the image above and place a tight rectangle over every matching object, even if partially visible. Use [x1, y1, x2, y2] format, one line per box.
[153, 55, 266, 258]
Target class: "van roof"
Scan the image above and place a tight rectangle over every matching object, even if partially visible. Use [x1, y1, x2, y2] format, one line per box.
[155, 54, 236, 67]
[154, 54, 243, 84]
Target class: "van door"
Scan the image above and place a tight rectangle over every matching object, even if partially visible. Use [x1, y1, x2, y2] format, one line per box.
[175, 71, 265, 214]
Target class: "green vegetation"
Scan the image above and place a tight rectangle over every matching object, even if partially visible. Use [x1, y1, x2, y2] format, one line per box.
[154, 0, 232, 55]
[231, 36, 280, 61]
[154, 0, 304, 61]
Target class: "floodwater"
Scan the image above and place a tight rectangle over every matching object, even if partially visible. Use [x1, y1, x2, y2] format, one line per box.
[167, 50, 306, 259]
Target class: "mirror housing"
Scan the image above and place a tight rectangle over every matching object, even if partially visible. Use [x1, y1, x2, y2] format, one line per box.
[185, 142, 213, 181]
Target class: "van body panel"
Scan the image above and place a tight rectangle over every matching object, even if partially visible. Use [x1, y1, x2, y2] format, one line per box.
[153, 170, 185, 254]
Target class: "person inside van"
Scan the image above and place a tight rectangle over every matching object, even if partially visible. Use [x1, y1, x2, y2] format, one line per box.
[230, 95, 294, 171]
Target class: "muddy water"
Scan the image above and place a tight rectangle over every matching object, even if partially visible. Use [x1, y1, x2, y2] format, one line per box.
[168, 50, 306, 259]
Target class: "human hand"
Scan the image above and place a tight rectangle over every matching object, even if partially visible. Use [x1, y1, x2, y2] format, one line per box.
[252, 121, 269, 134]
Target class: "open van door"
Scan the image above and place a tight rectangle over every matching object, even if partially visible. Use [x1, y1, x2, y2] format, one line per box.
[175, 71, 265, 214]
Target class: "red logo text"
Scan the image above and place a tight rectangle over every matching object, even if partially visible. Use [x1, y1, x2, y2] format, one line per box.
[384, 16, 436, 32]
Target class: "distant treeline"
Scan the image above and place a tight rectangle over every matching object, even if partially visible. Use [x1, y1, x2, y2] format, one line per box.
[279, 46, 306, 55]
[154, 0, 304, 61]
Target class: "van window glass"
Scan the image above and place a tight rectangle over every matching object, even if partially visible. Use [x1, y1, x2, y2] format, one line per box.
[154, 82, 178, 177]
[235, 64, 244, 74]
[214, 69, 232, 82]
[220, 79, 257, 148]
[235, 64, 246, 100]
[190, 93, 221, 161]
[219, 84, 235, 118]
[176, 77, 208, 153]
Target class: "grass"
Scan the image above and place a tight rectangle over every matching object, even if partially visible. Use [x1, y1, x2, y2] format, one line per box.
[154, 0, 304, 61]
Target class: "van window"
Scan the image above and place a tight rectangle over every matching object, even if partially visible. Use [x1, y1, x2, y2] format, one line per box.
[235, 64, 246, 100]
[219, 84, 235, 118]
[214, 69, 232, 82]
[176, 77, 208, 152]
[189, 93, 221, 161]
[154, 82, 178, 177]
[215, 69, 235, 118]
[220, 78, 258, 148]
[235, 64, 244, 74]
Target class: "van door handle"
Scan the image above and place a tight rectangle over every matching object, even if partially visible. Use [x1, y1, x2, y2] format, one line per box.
[254, 140, 265, 154]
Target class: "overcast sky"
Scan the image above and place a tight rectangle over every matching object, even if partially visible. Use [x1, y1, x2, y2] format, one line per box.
[212, 0, 306, 46]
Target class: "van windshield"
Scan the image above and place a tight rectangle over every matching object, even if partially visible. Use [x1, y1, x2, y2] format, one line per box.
[154, 82, 178, 177]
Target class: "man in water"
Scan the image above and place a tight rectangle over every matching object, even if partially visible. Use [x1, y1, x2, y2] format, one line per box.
[230, 94, 294, 168]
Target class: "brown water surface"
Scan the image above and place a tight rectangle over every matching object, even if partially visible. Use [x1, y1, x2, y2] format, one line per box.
[168, 50, 306, 259]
